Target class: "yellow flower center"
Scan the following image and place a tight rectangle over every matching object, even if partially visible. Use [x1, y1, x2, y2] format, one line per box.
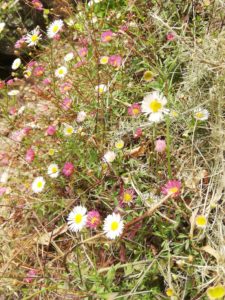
[75, 214, 82, 224]
[31, 34, 38, 42]
[111, 221, 119, 231]
[195, 112, 204, 119]
[196, 215, 207, 227]
[49, 149, 55, 156]
[51, 167, 58, 173]
[91, 217, 97, 224]
[58, 69, 64, 75]
[144, 71, 153, 81]
[115, 141, 124, 149]
[149, 100, 162, 113]
[132, 108, 140, 115]
[66, 127, 73, 134]
[100, 57, 108, 64]
[104, 36, 112, 42]
[169, 187, 178, 194]
[123, 193, 132, 203]
[37, 181, 43, 188]
[99, 87, 103, 93]
[53, 25, 59, 33]
[166, 288, 174, 297]
[207, 285, 225, 299]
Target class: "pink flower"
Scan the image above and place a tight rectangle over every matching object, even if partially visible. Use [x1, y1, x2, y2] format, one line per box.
[108, 55, 122, 68]
[10, 130, 26, 142]
[134, 127, 142, 139]
[128, 103, 141, 117]
[62, 162, 74, 177]
[74, 60, 86, 69]
[166, 32, 176, 41]
[46, 125, 56, 136]
[15, 36, 26, 49]
[33, 66, 45, 77]
[24, 269, 37, 283]
[9, 107, 17, 115]
[25, 148, 35, 163]
[119, 24, 129, 32]
[60, 82, 72, 94]
[86, 210, 101, 229]
[0, 187, 7, 196]
[78, 36, 88, 47]
[120, 188, 136, 206]
[101, 30, 113, 43]
[32, 0, 43, 10]
[27, 61, 37, 68]
[22, 127, 31, 135]
[78, 47, 88, 58]
[161, 180, 181, 198]
[43, 78, 51, 85]
[6, 79, 14, 85]
[155, 138, 166, 153]
[61, 97, 72, 110]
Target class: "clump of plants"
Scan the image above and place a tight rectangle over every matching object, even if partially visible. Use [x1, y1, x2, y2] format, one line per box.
[0, 0, 225, 299]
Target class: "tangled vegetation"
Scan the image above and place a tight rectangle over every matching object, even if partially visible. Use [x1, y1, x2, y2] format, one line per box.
[0, 0, 225, 299]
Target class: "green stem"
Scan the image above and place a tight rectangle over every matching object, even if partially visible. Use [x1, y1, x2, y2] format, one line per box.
[166, 116, 172, 178]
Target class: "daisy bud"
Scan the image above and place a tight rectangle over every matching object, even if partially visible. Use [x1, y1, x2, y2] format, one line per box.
[25, 148, 35, 163]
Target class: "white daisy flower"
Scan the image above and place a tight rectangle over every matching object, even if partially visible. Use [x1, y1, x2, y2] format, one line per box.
[0, 22, 6, 33]
[31, 176, 45, 193]
[195, 215, 207, 229]
[100, 56, 109, 65]
[76, 111, 87, 123]
[8, 90, 19, 96]
[67, 206, 87, 232]
[64, 52, 74, 62]
[47, 19, 64, 38]
[55, 66, 67, 78]
[103, 213, 124, 239]
[25, 27, 41, 46]
[141, 91, 169, 123]
[103, 151, 116, 163]
[63, 124, 74, 136]
[12, 58, 21, 70]
[0, 171, 9, 184]
[194, 108, 209, 121]
[88, 0, 102, 6]
[95, 84, 108, 94]
[47, 163, 59, 178]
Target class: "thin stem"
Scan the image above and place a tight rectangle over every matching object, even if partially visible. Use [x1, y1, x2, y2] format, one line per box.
[166, 116, 172, 178]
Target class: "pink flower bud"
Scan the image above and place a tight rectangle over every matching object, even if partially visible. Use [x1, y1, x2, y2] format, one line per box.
[46, 125, 56, 136]
[43, 78, 51, 85]
[25, 148, 35, 163]
[9, 107, 17, 115]
[166, 32, 176, 41]
[134, 127, 142, 139]
[154, 138, 166, 153]
[62, 162, 74, 177]
[24, 269, 37, 283]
